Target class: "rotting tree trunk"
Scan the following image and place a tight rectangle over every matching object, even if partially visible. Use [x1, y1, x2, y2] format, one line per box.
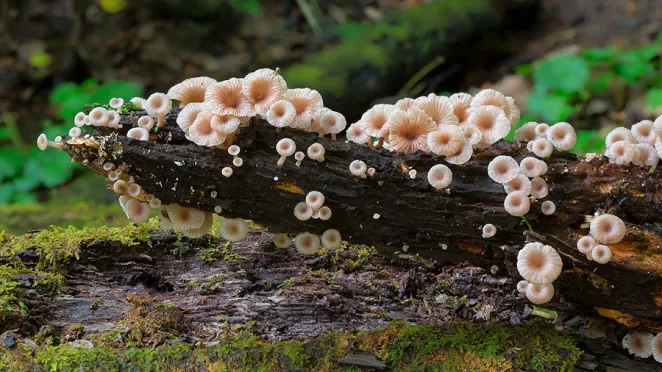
[64, 108, 662, 332]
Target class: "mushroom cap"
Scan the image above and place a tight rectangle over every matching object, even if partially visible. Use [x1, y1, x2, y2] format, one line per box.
[305, 191, 325, 209]
[167, 76, 216, 107]
[360, 104, 396, 138]
[284, 88, 323, 129]
[74, 112, 87, 127]
[346, 122, 371, 144]
[449, 92, 473, 125]
[531, 138, 554, 158]
[520, 157, 546, 178]
[130, 97, 145, 109]
[127, 127, 150, 141]
[145, 93, 172, 119]
[205, 78, 255, 118]
[349, 160, 367, 176]
[158, 206, 174, 230]
[242, 68, 287, 116]
[654, 115, 662, 137]
[505, 96, 520, 127]
[517, 242, 562, 284]
[318, 108, 347, 135]
[606, 127, 635, 147]
[631, 120, 657, 145]
[188, 112, 226, 147]
[266, 100, 296, 128]
[167, 203, 206, 230]
[445, 142, 473, 165]
[138, 115, 155, 130]
[651, 332, 662, 363]
[530, 177, 549, 199]
[182, 212, 214, 238]
[427, 164, 453, 190]
[466, 105, 510, 145]
[294, 151, 305, 161]
[577, 235, 596, 254]
[233, 158, 242, 168]
[210, 115, 240, 137]
[488, 155, 520, 184]
[463, 124, 482, 145]
[427, 126, 465, 156]
[632, 143, 658, 167]
[541, 200, 556, 215]
[321, 229, 342, 251]
[546, 122, 577, 150]
[107, 111, 121, 128]
[387, 108, 437, 152]
[504, 191, 530, 216]
[590, 244, 612, 264]
[273, 233, 291, 249]
[395, 97, 416, 112]
[89, 107, 109, 126]
[534, 123, 549, 138]
[175, 102, 204, 133]
[109, 97, 124, 109]
[149, 198, 161, 209]
[622, 332, 654, 358]
[219, 218, 249, 242]
[656, 137, 662, 160]
[516, 280, 529, 293]
[294, 202, 313, 221]
[127, 183, 141, 198]
[68, 127, 82, 138]
[113, 180, 128, 194]
[414, 95, 458, 127]
[514, 122, 538, 142]
[318, 206, 332, 220]
[504, 174, 531, 195]
[228, 145, 240, 156]
[590, 214, 626, 244]
[470, 89, 508, 112]
[307, 143, 325, 160]
[482, 223, 497, 238]
[276, 138, 296, 156]
[525, 283, 555, 304]
[221, 167, 233, 177]
[295, 232, 321, 255]
[125, 198, 151, 223]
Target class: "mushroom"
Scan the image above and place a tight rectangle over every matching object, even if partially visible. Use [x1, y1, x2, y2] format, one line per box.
[113, 180, 128, 194]
[387, 108, 436, 152]
[463, 124, 482, 145]
[228, 145, 241, 157]
[307, 143, 325, 162]
[242, 68, 287, 116]
[427, 126, 465, 156]
[632, 143, 658, 167]
[505, 97, 520, 127]
[284, 88, 323, 129]
[187, 111, 226, 147]
[219, 218, 249, 242]
[526, 283, 555, 304]
[176, 102, 204, 134]
[349, 160, 367, 178]
[589, 214, 626, 244]
[576, 235, 596, 254]
[294, 202, 313, 221]
[504, 191, 530, 216]
[514, 122, 538, 142]
[273, 233, 291, 249]
[127, 127, 150, 141]
[408, 169, 417, 179]
[266, 100, 296, 128]
[470, 89, 508, 112]
[530, 177, 548, 199]
[651, 333, 662, 363]
[294, 151, 305, 167]
[232, 158, 243, 167]
[427, 164, 452, 190]
[149, 198, 162, 209]
[606, 140, 635, 165]
[622, 332, 654, 359]
[448, 92, 473, 126]
[367, 168, 376, 177]
[540, 200, 556, 215]
[107, 111, 121, 128]
[590, 244, 612, 264]
[74, 112, 87, 127]
[531, 138, 553, 158]
[517, 242, 562, 284]
[414, 95, 458, 127]
[276, 138, 296, 167]
[107, 170, 119, 181]
[516, 280, 529, 294]
[519, 157, 546, 178]
[305, 191, 325, 210]
[534, 123, 549, 138]
[89, 107, 109, 126]
[655, 115, 662, 137]
[466, 105, 510, 144]
[167, 204, 206, 230]
[127, 183, 141, 198]
[346, 123, 371, 145]
[631, 120, 657, 145]
[181, 212, 214, 238]
[36, 134, 62, 151]
[445, 142, 473, 165]
[504, 174, 531, 195]
[361, 104, 395, 139]
[222, 167, 233, 177]
[144, 93, 172, 128]
[68, 127, 82, 138]
[606, 127, 635, 147]
[321, 229, 342, 251]
[103, 162, 115, 171]
[318, 108, 347, 140]
[205, 78, 254, 118]
[395, 97, 416, 112]
[318, 206, 332, 220]
[294, 232, 321, 255]
[167, 76, 216, 107]
[125, 198, 151, 223]
[138, 116, 155, 130]
[130, 97, 146, 109]
[109, 97, 124, 110]
[482, 223, 496, 238]
[546, 122, 577, 150]
[214, 205, 222, 213]
[488, 156, 520, 184]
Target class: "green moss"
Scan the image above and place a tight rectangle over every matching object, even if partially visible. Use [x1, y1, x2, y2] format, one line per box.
[117, 296, 188, 348]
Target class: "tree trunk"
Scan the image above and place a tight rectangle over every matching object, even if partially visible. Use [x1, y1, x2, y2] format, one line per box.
[62, 108, 662, 334]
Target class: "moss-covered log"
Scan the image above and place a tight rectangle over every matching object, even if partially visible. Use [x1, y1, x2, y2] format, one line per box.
[61, 108, 662, 333]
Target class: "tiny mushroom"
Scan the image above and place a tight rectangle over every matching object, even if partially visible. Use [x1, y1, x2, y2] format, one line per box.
[113, 180, 129, 194]
[488, 156, 520, 184]
[228, 145, 241, 157]
[307, 143, 325, 162]
[541, 200, 556, 215]
[89, 107, 109, 126]
[222, 167, 233, 177]
[68, 127, 82, 138]
[219, 218, 249, 242]
[276, 138, 296, 167]
[504, 191, 530, 216]
[294, 202, 313, 221]
[295, 232, 321, 255]
[349, 160, 368, 178]
[318, 206, 332, 220]
[321, 229, 342, 250]
[233, 158, 243, 167]
[526, 283, 555, 304]
[482, 224, 496, 238]
[125, 198, 151, 223]
[274, 233, 291, 249]
[294, 151, 305, 167]
[109, 97, 124, 110]
[138, 116, 155, 130]
[590, 244, 612, 264]
[127, 127, 150, 141]
[127, 183, 141, 198]
[36, 134, 62, 151]
[622, 332, 654, 359]
[305, 191, 325, 210]
[516, 280, 529, 294]
[144, 92, 172, 127]
[576, 235, 596, 254]
[427, 164, 452, 190]
[517, 242, 562, 284]
[589, 214, 626, 244]
[74, 112, 87, 127]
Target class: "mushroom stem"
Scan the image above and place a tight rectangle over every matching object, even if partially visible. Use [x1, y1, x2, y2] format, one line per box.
[319, 133, 324, 138]
[331, 133, 337, 141]
[49, 140, 63, 149]
[377, 138, 384, 147]
[367, 141, 375, 149]
[649, 157, 659, 173]
[277, 155, 288, 167]
[157, 117, 164, 128]
[296, 159, 303, 167]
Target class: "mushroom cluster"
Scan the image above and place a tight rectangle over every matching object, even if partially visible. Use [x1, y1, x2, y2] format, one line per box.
[603, 118, 662, 170]
[622, 331, 662, 363]
[516, 242, 563, 304]
[514, 121, 577, 157]
[576, 213, 625, 264]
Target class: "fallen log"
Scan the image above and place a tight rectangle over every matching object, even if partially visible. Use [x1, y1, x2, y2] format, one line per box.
[62, 107, 662, 332]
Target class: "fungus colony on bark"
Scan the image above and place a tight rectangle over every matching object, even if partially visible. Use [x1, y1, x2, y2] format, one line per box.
[38, 68, 662, 362]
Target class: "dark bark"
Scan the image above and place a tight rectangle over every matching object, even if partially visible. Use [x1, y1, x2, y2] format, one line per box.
[64, 108, 662, 332]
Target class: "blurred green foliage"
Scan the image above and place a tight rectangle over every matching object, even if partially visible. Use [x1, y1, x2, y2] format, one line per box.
[512, 34, 662, 154]
[229, 0, 261, 14]
[0, 79, 142, 205]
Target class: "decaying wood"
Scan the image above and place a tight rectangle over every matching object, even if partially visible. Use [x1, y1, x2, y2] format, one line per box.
[63, 108, 662, 332]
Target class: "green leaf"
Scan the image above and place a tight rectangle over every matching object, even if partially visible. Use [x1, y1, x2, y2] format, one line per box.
[0, 183, 15, 204]
[526, 89, 574, 123]
[91, 80, 143, 104]
[532, 54, 590, 94]
[645, 88, 662, 110]
[12, 191, 37, 204]
[229, 0, 261, 14]
[588, 71, 616, 94]
[573, 129, 605, 155]
[581, 46, 619, 64]
[334, 22, 370, 41]
[29, 51, 52, 69]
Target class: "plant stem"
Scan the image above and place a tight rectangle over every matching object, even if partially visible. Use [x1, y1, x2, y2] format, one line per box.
[521, 216, 533, 232]
[397, 56, 445, 96]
